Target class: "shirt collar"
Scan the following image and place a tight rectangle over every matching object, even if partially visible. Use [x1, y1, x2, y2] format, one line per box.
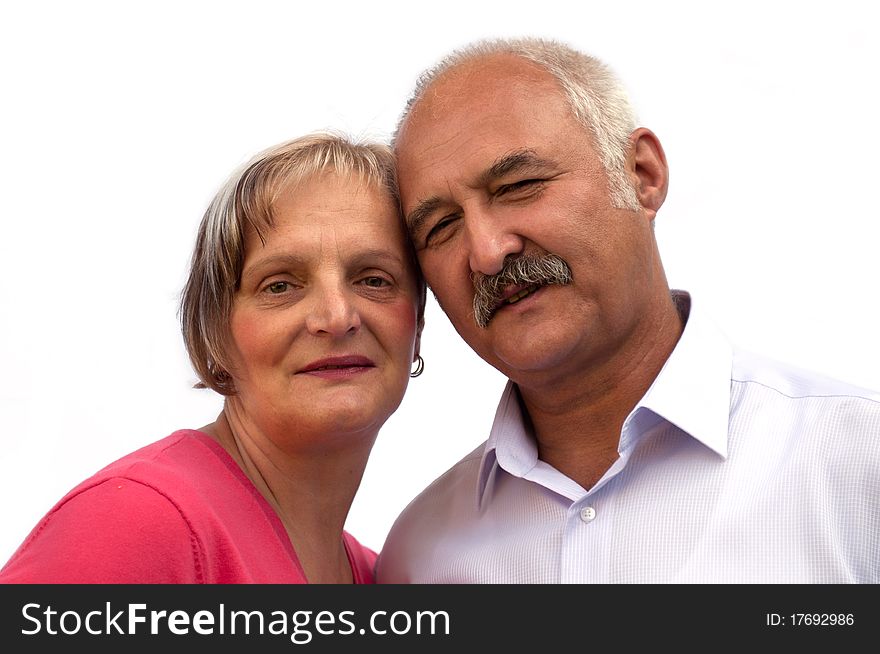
[630, 291, 732, 458]
[476, 290, 734, 506]
[476, 382, 531, 505]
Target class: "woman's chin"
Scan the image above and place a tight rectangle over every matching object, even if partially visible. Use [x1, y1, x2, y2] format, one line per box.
[294, 401, 391, 441]
[307, 387, 403, 429]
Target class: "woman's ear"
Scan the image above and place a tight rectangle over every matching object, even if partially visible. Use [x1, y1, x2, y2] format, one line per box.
[627, 127, 669, 216]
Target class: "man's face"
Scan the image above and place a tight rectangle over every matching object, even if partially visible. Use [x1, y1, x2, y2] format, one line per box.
[396, 55, 663, 386]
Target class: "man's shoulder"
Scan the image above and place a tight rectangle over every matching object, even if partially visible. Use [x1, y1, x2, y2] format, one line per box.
[385, 442, 487, 534]
[377, 442, 487, 582]
[732, 349, 880, 405]
[399, 441, 487, 513]
[730, 349, 880, 454]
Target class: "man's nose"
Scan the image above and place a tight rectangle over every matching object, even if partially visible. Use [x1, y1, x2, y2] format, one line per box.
[305, 283, 361, 337]
[464, 209, 525, 276]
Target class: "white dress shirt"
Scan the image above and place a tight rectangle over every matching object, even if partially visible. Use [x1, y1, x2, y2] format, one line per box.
[377, 292, 880, 583]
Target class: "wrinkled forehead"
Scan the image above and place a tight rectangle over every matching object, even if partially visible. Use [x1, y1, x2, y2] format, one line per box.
[274, 167, 393, 216]
[395, 59, 576, 176]
[394, 57, 582, 198]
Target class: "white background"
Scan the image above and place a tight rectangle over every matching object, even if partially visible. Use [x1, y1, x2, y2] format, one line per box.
[1, 0, 878, 561]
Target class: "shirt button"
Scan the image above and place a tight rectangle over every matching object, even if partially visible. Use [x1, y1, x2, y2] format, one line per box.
[580, 506, 597, 523]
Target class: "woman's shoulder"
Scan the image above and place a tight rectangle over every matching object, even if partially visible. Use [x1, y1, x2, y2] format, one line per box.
[75, 430, 253, 508]
[91, 429, 230, 480]
[0, 473, 203, 583]
[0, 430, 237, 583]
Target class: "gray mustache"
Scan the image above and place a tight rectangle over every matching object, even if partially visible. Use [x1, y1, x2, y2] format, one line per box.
[472, 254, 572, 328]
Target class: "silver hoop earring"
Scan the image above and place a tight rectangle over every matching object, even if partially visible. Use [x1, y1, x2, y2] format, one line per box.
[410, 355, 424, 378]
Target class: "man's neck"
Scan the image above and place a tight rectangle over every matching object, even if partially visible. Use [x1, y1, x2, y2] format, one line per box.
[516, 293, 685, 490]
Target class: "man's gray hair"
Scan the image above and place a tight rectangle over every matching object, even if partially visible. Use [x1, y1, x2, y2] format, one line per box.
[395, 37, 640, 210]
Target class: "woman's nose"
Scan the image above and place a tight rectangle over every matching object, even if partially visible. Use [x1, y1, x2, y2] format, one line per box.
[305, 284, 361, 337]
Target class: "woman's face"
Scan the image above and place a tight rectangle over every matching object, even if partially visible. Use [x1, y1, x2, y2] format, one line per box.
[227, 172, 421, 447]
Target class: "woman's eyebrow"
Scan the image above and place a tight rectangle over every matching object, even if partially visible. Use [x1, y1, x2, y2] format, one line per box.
[245, 250, 405, 275]
[242, 253, 307, 277]
[348, 249, 406, 268]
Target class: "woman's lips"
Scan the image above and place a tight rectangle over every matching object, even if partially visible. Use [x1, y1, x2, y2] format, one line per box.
[297, 355, 376, 377]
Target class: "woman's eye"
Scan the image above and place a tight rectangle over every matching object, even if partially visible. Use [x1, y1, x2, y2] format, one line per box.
[266, 281, 289, 294]
[362, 276, 389, 288]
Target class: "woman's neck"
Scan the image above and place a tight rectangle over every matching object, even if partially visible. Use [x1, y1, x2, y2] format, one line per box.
[200, 405, 374, 583]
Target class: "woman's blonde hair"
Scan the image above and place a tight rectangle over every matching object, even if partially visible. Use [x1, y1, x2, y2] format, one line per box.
[179, 132, 426, 395]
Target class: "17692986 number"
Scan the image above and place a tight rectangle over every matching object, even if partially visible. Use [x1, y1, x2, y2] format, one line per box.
[765, 613, 854, 626]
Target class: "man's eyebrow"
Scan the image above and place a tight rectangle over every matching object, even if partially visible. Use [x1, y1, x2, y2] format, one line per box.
[478, 149, 555, 186]
[406, 196, 443, 236]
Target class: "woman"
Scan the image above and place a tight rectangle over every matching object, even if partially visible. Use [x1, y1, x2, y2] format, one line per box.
[0, 133, 425, 583]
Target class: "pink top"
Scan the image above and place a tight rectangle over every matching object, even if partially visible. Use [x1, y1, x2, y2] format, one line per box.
[0, 430, 376, 583]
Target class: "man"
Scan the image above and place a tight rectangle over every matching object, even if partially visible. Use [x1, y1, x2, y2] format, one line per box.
[376, 37, 880, 583]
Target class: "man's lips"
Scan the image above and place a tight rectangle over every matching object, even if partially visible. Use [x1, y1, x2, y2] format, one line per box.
[297, 355, 376, 374]
[493, 283, 542, 313]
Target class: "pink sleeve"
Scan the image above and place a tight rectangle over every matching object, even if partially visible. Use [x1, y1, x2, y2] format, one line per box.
[0, 478, 203, 583]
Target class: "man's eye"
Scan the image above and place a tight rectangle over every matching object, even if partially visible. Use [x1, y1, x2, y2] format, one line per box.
[425, 215, 459, 245]
[497, 179, 542, 196]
